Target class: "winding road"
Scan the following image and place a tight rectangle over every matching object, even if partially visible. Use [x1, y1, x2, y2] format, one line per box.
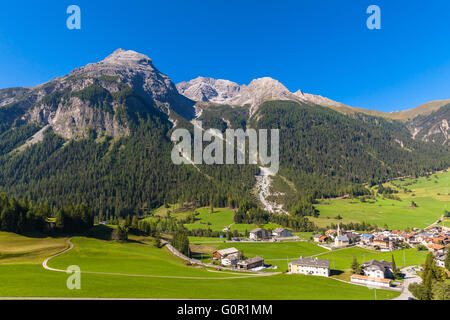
[392, 266, 421, 300]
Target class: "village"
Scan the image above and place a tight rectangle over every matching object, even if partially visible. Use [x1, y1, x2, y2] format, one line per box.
[211, 223, 450, 289]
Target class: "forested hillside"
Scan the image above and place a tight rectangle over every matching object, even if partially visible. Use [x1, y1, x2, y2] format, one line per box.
[0, 50, 449, 221]
[0, 110, 257, 218]
[251, 101, 450, 207]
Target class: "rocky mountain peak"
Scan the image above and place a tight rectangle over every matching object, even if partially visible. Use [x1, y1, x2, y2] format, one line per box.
[176, 77, 241, 103]
[8, 49, 195, 140]
[176, 76, 350, 117]
[101, 49, 153, 66]
[177, 76, 300, 116]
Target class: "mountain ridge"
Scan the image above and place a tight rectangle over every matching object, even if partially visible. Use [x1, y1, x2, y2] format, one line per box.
[0, 49, 195, 140]
[176, 76, 450, 125]
[0, 49, 449, 215]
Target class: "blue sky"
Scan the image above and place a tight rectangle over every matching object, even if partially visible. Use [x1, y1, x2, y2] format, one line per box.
[0, 0, 449, 112]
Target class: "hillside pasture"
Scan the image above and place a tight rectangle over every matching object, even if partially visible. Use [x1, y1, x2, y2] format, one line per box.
[313, 171, 449, 230]
[0, 232, 67, 264]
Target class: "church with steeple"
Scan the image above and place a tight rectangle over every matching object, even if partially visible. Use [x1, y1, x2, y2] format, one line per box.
[334, 224, 349, 247]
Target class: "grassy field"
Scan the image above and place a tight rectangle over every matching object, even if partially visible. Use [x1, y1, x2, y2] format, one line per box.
[215, 241, 328, 270]
[188, 236, 228, 243]
[0, 232, 399, 299]
[0, 232, 67, 264]
[295, 232, 314, 240]
[211, 241, 428, 272]
[313, 171, 450, 230]
[170, 206, 282, 233]
[0, 264, 398, 299]
[317, 247, 428, 271]
[48, 237, 242, 278]
[184, 208, 237, 231]
[438, 217, 450, 227]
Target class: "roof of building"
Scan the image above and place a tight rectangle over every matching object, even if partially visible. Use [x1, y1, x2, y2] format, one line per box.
[374, 237, 390, 242]
[250, 228, 265, 233]
[214, 247, 239, 256]
[428, 243, 444, 250]
[362, 234, 374, 239]
[419, 232, 433, 237]
[290, 257, 330, 268]
[222, 253, 239, 261]
[351, 274, 391, 283]
[361, 259, 392, 270]
[273, 227, 287, 233]
[336, 235, 349, 242]
[239, 256, 264, 265]
[319, 235, 328, 241]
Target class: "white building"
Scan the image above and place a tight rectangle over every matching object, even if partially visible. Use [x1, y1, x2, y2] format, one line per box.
[361, 260, 393, 279]
[212, 247, 239, 260]
[289, 257, 330, 277]
[221, 253, 240, 266]
[249, 228, 270, 240]
[351, 275, 392, 288]
[272, 228, 292, 238]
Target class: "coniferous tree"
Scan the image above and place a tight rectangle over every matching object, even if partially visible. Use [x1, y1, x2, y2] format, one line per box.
[351, 256, 361, 274]
[445, 250, 450, 271]
[391, 255, 401, 279]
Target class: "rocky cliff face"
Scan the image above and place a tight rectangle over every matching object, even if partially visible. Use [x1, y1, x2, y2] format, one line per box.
[408, 104, 450, 145]
[0, 49, 195, 140]
[176, 76, 349, 116]
[176, 77, 241, 104]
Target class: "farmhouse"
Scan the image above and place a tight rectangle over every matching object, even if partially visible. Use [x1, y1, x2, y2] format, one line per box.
[221, 253, 240, 266]
[288, 257, 330, 277]
[272, 227, 292, 238]
[237, 256, 265, 270]
[212, 247, 239, 260]
[361, 260, 393, 279]
[249, 228, 271, 240]
[350, 274, 392, 288]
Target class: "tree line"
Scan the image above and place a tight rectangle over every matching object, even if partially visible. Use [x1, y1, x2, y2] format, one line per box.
[0, 192, 93, 235]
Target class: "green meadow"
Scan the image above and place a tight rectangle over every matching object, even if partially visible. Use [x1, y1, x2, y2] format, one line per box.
[215, 241, 328, 270]
[212, 241, 427, 272]
[317, 247, 429, 271]
[48, 237, 239, 278]
[0, 232, 67, 264]
[0, 264, 398, 300]
[0, 231, 399, 299]
[183, 207, 238, 231]
[439, 218, 450, 227]
[155, 206, 282, 233]
[313, 170, 450, 230]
